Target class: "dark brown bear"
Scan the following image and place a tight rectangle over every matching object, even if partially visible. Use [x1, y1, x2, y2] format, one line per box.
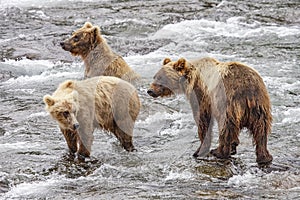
[148, 57, 273, 165]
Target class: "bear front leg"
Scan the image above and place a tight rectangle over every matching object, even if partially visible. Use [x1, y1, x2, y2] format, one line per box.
[193, 120, 213, 157]
[75, 127, 93, 162]
[193, 110, 213, 158]
[75, 139, 91, 162]
[192, 127, 204, 157]
[75, 134, 93, 161]
[61, 128, 78, 155]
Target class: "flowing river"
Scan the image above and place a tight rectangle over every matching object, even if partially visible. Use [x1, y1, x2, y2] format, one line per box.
[0, 0, 299, 199]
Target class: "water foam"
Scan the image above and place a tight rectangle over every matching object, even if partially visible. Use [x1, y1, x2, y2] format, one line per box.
[3, 175, 68, 199]
[3, 58, 54, 69]
[227, 171, 259, 186]
[0, 142, 42, 153]
[1, 59, 83, 86]
[152, 18, 300, 40]
[137, 108, 194, 135]
[282, 108, 300, 124]
[165, 169, 194, 181]
[27, 111, 49, 119]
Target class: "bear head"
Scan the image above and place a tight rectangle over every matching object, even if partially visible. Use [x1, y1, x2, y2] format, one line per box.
[147, 57, 196, 98]
[43, 80, 80, 131]
[60, 22, 102, 58]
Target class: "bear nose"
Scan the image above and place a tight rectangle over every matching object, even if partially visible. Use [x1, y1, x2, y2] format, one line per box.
[60, 41, 65, 47]
[147, 89, 157, 97]
[73, 123, 80, 130]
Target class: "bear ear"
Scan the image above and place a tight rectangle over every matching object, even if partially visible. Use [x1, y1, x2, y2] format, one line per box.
[91, 26, 101, 43]
[62, 80, 74, 89]
[173, 58, 187, 73]
[163, 58, 171, 65]
[83, 22, 93, 28]
[92, 26, 101, 35]
[43, 95, 55, 107]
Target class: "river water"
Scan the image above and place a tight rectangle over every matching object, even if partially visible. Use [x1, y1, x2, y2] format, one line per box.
[0, 0, 299, 199]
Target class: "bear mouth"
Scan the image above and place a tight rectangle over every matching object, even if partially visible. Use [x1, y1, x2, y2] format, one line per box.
[60, 42, 72, 52]
[147, 89, 159, 98]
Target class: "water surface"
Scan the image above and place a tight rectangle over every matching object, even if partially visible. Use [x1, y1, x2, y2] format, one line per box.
[0, 0, 299, 199]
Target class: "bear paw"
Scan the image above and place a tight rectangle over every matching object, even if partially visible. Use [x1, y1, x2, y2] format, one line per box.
[74, 152, 87, 163]
[124, 145, 136, 152]
[256, 154, 273, 165]
[210, 148, 230, 159]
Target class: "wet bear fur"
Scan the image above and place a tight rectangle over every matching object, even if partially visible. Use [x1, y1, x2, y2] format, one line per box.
[60, 22, 139, 83]
[44, 76, 140, 161]
[148, 57, 273, 165]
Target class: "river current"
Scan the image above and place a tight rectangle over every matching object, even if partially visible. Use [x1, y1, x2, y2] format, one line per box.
[0, 0, 299, 199]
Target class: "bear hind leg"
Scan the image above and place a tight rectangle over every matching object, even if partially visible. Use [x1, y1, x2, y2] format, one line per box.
[251, 124, 273, 165]
[230, 136, 240, 155]
[113, 123, 135, 152]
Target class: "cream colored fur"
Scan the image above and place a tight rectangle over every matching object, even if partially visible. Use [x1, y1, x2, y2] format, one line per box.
[44, 76, 140, 160]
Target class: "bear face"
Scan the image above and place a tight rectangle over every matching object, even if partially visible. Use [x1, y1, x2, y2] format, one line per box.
[147, 58, 196, 98]
[60, 22, 101, 58]
[44, 87, 80, 131]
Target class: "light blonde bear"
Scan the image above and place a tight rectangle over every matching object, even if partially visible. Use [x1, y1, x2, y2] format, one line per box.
[44, 76, 140, 161]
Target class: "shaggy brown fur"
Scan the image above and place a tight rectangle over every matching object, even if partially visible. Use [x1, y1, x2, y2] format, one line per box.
[60, 22, 140, 83]
[148, 57, 273, 165]
[44, 76, 140, 161]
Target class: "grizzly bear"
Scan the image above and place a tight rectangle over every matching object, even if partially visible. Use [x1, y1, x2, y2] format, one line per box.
[60, 22, 139, 83]
[43, 76, 140, 161]
[147, 57, 273, 165]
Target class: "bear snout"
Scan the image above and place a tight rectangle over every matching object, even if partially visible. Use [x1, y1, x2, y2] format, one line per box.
[73, 123, 80, 130]
[60, 41, 73, 51]
[147, 89, 159, 98]
[60, 41, 65, 48]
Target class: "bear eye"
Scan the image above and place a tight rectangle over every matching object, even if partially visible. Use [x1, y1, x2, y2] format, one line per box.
[62, 111, 69, 118]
